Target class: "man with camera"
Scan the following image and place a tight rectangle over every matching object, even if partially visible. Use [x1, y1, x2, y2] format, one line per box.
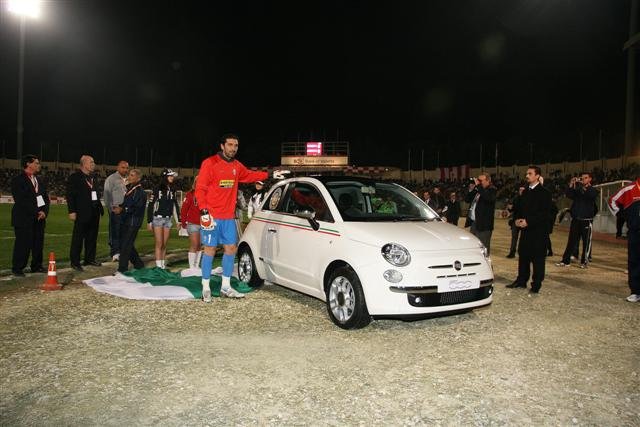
[556, 172, 598, 268]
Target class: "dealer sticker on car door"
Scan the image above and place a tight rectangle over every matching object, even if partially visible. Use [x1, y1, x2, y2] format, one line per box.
[437, 277, 480, 293]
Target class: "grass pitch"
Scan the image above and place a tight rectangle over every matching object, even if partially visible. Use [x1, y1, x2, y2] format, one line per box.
[1, 204, 191, 272]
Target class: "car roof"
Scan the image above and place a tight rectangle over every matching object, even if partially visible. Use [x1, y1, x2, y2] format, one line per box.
[313, 175, 380, 185]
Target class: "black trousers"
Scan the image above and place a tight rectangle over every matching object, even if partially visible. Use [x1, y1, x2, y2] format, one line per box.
[470, 223, 493, 255]
[70, 212, 100, 265]
[628, 230, 640, 295]
[616, 213, 626, 237]
[12, 220, 45, 272]
[509, 226, 520, 254]
[562, 219, 592, 264]
[108, 211, 122, 256]
[118, 223, 144, 272]
[516, 254, 546, 289]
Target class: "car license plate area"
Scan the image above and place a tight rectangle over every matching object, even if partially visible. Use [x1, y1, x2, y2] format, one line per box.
[437, 277, 480, 293]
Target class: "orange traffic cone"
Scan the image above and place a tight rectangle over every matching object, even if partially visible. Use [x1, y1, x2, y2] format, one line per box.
[41, 252, 62, 291]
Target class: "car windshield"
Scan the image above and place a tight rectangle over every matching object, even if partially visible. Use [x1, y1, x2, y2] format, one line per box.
[324, 180, 439, 222]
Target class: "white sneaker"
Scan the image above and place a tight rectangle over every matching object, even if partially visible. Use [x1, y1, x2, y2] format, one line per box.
[220, 287, 245, 298]
[202, 289, 212, 303]
[112, 254, 120, 262]
[626, 294, 640, 303]
[555, 262, 569, 267]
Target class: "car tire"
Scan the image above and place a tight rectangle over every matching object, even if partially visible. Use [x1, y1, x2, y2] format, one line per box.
[237, 246, 263, 288]
[326, 266, 371, 329]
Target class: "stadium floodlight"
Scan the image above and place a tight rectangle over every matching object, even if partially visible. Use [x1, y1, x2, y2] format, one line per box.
[7, 0, 41, 19]
[6, 0, 42, 163]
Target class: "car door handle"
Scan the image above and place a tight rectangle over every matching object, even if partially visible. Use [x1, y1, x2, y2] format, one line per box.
[267, 227, 277, 233]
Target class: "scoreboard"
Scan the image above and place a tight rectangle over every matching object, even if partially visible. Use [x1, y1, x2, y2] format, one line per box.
[281, 141, 349, 167]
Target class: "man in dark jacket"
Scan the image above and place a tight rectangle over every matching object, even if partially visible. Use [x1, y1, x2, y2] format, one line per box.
[11, 154, 50, 276]
[443, 192, 461, 226]
[66, 155, 104, 271]
[556, 172, 598, 268]
[507, 166, 552, 293]
[115, 169, 147, 273]
[465, 173, 497, 254]
[431, 186, 446, 215]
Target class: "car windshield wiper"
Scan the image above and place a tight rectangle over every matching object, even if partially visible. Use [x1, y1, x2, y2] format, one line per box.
[393, 216, 432, 222]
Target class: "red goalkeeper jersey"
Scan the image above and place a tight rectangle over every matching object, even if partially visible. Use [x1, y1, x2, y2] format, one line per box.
[195, 153, 268, 219]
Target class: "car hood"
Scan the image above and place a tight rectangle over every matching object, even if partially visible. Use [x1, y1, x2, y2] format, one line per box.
[342, 220, 482, 251]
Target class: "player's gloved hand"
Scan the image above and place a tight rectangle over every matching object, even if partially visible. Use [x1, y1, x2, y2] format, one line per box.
[200, 209, 216, 231]
[272, 170, 291, 180]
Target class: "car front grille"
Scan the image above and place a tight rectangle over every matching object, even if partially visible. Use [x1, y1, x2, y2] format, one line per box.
[407, 285, 492, 307]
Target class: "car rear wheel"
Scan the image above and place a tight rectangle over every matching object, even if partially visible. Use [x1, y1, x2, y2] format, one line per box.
[237, 246, 263, 287]
[326, 266, 371, 329]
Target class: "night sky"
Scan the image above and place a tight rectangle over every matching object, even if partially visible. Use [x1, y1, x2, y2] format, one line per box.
[0, 1, 635, 169]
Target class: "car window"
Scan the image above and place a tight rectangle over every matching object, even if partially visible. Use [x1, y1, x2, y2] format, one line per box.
[326, 180, 438, 222]
[262, 184, 286, 212]
[281, 182, 333, 222]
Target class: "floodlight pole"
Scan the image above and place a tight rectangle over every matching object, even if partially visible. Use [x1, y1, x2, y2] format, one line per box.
[16, 16, 25, 162]
[624, 0, 639, 159]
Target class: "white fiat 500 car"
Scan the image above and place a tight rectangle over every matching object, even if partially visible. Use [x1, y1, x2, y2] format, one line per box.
[238, 176, 493, 329]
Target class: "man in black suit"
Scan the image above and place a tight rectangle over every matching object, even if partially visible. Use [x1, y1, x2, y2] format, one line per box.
[67, 155, 104, 271]
[11, 154, 50, 276]
[507, 166, 552, 293]
[464, 173, 497, 255]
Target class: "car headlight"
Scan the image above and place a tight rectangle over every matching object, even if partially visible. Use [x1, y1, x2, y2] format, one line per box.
[381, 243, 411, 267]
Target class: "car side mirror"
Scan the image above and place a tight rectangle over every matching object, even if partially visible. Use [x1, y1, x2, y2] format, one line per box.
[294, 209, 320, 231]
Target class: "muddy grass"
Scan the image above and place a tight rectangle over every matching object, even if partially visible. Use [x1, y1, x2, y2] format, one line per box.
[1, 219, 638, 426]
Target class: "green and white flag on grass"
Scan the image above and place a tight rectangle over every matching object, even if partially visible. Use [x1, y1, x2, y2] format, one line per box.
[83, 267, 253, 300]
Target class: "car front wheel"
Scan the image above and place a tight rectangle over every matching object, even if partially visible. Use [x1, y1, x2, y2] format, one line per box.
[326, 266, 371, 329]
[237, 246, 263, 287]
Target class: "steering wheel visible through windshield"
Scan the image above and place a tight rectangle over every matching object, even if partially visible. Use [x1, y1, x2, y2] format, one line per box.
[324, 180, 439, 222]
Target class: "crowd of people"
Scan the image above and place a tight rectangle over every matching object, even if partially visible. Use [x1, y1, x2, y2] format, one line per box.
[6, 148, 640, 303]
[0, 166, 195, 197]
[8, 134, 288, 302]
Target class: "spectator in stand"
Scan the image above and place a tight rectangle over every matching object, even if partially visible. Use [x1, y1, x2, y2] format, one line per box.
[147, 168, 180, 269]
[506, 185, 525, 258]
[115, 169, 146, 273]
[556, 172, 598, 268]
[443, 191, 461, 226]
[67, 155, 104, 271]
[103, 160, 129, 262]
[465, 173, 497, 255]
[180, 176, 203, 269]
[11, 155, 50, 276]
[608, 173, 640, 302]
[422, 190, 436, 211]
